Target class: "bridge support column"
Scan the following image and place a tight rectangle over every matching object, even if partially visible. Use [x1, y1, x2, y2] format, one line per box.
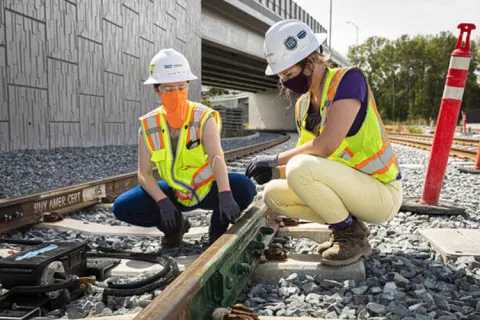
[248, 90, 297, 131]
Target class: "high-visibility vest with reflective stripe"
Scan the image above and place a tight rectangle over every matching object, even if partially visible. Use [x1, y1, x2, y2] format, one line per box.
[139, 101, 222, 206]
[295, 67, 400, 183]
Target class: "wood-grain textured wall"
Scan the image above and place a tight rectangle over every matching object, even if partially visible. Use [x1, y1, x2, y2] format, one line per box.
[0, 0, 202, 152]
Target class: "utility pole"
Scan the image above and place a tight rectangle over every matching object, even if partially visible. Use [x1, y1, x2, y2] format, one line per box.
[329, 0, 332, 49]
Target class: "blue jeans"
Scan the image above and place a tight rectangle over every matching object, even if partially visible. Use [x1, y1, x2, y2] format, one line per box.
[112, 173, 257, 236]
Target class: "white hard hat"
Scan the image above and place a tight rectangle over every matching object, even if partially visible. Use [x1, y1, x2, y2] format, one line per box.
[143, 48, 197, 84]
[264, 19, 328, 76]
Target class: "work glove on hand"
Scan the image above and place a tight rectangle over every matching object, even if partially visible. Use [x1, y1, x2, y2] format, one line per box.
[245, 155, 278, 178]
[251, 167, 281, 185]
[218, 191, 242, 224]
[157, 198, 181, 235]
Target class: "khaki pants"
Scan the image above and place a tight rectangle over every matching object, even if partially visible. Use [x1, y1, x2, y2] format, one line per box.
[263, 155, 403, 224]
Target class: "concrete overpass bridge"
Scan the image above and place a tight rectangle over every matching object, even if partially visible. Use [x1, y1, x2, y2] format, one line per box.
[201, 0, 350, 93]
[0, 0, 350, 151]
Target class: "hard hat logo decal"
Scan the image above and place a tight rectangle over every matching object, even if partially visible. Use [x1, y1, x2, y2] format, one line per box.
[149, 64, 155, 76]
[284, 36, 297, 50]
[297, 30, 307, 39]
[164, 64, 173, 69]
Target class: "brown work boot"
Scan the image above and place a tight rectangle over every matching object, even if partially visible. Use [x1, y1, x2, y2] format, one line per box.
[161, 215, 191, 248]
[316, 229, 334, 254]
[321, 219, 372, 266]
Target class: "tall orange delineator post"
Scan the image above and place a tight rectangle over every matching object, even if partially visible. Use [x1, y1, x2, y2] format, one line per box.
[402, 23, 475, 215]
[420, 23, 475, 205]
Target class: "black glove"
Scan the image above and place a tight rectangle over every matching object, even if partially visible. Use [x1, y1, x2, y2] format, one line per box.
[245, 155, 278, 178]
[157, 198, 181, 235]
[218, 191, 241, 224]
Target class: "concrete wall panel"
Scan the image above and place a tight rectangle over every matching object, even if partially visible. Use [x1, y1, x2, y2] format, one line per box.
[80, 95, 104, 147]
[105, 123, 125, 146]
[47, 58, 79, 122]
[5, 0, 45, 21]
[103, 0, 122, 25]
[139, 38, 155, 83]
[248, 91, 296, 131]
[123, 54, 140, 102]
[0, 0, 5, 45]
[0, 122, 8, 152]
[0, 0, 202, 151]
[8, 86, 48, 150]
[139, 1, 154, 42]
[77, 0, 102, 43]
[6, 11, 47, 88]
[46, 0, 77, 63]
[123, 6, 140, 57]
[122, 0, 139, 12]
[50, 122, 81, 148]
[0, 46, 7, 121]
[104, 20, 123, 74]
[79, 38, 103, 96]
[125, 101, 141, 145]
[104, 72, 124, 123]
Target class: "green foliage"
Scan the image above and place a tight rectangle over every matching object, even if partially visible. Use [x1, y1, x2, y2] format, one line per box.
[347, 32, 480, 122]
[407, 126, 424, 134]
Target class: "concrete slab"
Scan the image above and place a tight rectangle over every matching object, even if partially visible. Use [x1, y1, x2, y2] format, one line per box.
[35, 218, 208, 238]
[420, 228, 480, 261]
[252, 254, 366, 283]
[278, 223, 330, 244]
[107, 255, 199, 277]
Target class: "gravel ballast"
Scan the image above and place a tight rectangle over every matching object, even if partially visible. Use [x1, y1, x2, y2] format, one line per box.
[0, 132, 283, 199]
[2, 135, 480, 319]
[240, 144, 480, 319]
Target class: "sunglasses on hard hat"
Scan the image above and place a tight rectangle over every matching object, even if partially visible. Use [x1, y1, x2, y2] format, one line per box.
[153, 83, 189, 94]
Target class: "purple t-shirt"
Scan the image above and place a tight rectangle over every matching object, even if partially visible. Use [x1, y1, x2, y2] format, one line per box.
[306, 69, 367, 136]
[305, 69, 402, 181]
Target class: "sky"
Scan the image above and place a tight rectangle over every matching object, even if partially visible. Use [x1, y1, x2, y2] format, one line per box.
[294, 0, 480, 59]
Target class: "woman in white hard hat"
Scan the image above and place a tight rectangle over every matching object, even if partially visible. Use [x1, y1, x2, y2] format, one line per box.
[246, 20, 403, 266]
[113, 49, 257, 248]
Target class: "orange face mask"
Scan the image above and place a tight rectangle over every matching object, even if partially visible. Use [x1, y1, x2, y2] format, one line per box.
[159, 89, 189, 128]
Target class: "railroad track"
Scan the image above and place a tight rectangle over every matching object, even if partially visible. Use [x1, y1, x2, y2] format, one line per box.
[0, 133, 289, 234]
[2, 132, 329, 320]
[389, 133, 479, 161]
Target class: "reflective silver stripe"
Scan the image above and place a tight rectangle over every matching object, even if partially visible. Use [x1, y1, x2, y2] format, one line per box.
[145, 114, 161, 150]
[320, 107, 327, 128]
[145, 126, 162, 135]
[338, 150, 352, 161]
[194, 166, 213, 185]
[377, 116, 388, 143]
[189, 106, 206, 142]
[356, 144, 395, 174]
[177, 190, 192, 199]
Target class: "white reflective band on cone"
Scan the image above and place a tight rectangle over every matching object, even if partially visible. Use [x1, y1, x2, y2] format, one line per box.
[449, 56, 470, 70]
[443, 86, 465, 100]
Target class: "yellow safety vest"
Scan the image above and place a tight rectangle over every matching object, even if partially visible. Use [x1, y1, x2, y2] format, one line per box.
[295, 67, 400, 183]
[139, 101, 222, 207]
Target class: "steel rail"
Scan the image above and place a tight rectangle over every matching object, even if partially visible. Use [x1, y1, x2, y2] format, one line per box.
[134, 201, 281, 320]
[389, 136, 477, 161]
[389, 133, 479, 147]
[0, 132, 290, 234]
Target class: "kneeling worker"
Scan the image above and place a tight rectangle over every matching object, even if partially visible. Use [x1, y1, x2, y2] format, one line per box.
[113, 49, 257, 247]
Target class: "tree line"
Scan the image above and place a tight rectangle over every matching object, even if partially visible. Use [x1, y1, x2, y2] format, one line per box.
[347, 31, 480, 123]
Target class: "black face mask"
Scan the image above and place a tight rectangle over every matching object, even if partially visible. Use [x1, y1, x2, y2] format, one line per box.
[281, 64, 313, 94]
